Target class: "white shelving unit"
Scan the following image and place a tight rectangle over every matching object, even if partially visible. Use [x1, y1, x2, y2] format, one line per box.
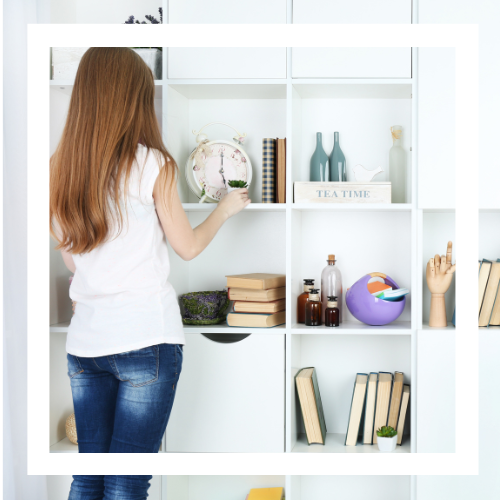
[47, 1, 465, 480]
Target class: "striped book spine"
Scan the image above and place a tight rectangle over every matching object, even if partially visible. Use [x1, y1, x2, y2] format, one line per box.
[262, 138, 276, 203]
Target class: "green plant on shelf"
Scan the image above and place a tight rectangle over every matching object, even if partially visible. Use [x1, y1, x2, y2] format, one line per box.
[376, 426, 397, 438]
[227, 180, 248, 188]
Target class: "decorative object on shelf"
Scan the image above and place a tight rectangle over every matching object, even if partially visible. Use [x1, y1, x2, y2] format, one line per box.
[305, 289, 322, 326]
[351, 164, 384, 182]
[179, 291, 230, 325]
[376, 426, 398, 452]
[294, 182, 391, 204]
[426, 241, 456, 327]
[389, 125, 407, 203]
[227, 179, 248, 194]
[346, 273, 406, 326]
[130, 48, 162, 79]
[262, 138, 276, 203]
[295, 367, 327, 445]
[329, 132, 346, 182]
[321, 255, 342, 324]
[324, 296, 340, 327]
[310, 132, 329, 182]
[297, 279, 315, 323]
[479, 258, 500, 327]
[51, 47, 162, 80]
[186, 122, 252, 204]
[65, 413, 78, 445]
[124, 7, 163, 24]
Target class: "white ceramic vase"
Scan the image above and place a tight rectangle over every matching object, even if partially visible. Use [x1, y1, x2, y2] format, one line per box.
[377, 435, 397, 452]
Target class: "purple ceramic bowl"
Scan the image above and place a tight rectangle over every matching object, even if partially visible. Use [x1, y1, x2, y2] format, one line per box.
[346, 273, 406, 326]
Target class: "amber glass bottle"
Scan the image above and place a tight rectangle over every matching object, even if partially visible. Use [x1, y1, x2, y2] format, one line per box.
[305, 289, 322, 326]
[325, 296, 340, 327]
[297, 279, 315, 323]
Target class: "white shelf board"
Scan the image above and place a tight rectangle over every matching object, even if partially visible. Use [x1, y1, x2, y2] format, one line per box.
[422, 323, 455, 331]
[50, 437, 78, 453]
[50, 80, 163, 98]
[168, 81, 287, 99]
[292, 433, 411, 453]
[183, 322, 286, 335]
[292, 321, 411, 335]
[292, 80, 412, 99]
[51, 321, 286, 335]
[182, 203, 286, 212]
[292, 203, 412, 212]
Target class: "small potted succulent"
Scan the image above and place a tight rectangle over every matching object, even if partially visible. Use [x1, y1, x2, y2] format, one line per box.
[376, 426, 398, 452]
[125, 8, 163, 79]
[227, 180, 248, 194]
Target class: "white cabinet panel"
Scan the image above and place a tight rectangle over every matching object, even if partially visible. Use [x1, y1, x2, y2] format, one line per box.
[166, 333, 285, 452]
[168, 0, 286, 24]
[293, 0, 411, 24]
[417, 330, 455, 452]
[292, 48, 411, 79]
[417, 48, 455, 208]
[168, 48, 287, 79]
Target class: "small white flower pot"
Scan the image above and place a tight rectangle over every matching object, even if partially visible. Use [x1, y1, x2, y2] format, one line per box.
[227, 186, 238, 194]
[377, 435, 397, 452]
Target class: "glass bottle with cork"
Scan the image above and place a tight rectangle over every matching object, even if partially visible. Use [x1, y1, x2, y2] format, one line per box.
[325, 296, 340, 327]
[321, 254, 342, 324]
[297, 279, 315, 323]
[305, 289, 322, 326]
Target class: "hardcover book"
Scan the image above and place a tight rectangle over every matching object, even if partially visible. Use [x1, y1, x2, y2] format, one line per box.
[479, 261, 500, 327]
[226, 310, 285, 328]
[387, 372, 404, 428]
[345, 373, 368, 446]
[372, 372, 393, 444]
[226, 273, 286, 290]
[363, 372, 378, 444]
[397, 385, 410, 445]
[262, 138, 276, 203]
[233, 298, 286, 314]
[228, 287, 286, 302]
[295, 367, 327, 445]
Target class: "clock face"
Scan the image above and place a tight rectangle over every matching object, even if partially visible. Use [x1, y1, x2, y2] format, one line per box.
[192, 142, 249, 201]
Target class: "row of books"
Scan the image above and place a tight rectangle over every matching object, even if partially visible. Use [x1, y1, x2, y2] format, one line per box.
[345, 371, 409, 446]
[246, 487, 284, 500]
[225, 273, 286, 328]
[295, 368, 410, 447]
[262, 138, 286, 204]
[478, 259, 500, 327]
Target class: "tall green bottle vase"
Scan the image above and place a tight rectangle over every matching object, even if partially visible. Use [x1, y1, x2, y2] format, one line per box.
[310, 132, 329, 181]
[329, 131, 346, 182]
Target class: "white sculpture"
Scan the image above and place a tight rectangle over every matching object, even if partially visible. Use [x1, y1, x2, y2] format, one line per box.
[351, 164, 384, 182]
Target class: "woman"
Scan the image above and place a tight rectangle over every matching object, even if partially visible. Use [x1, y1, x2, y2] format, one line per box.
[50, 48, 250, 498]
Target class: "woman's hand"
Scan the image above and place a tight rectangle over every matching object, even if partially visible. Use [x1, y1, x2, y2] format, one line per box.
[216, 189, 251, 220]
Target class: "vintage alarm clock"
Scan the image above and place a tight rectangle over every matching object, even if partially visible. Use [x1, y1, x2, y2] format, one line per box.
[185, 122, 253, 203]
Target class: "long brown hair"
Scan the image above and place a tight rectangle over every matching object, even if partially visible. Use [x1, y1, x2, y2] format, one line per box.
[50, 47, 177, 254]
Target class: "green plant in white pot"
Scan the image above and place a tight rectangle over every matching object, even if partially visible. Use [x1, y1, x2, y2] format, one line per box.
[227, 180, 248, 194]
[376, 426, 398, 452]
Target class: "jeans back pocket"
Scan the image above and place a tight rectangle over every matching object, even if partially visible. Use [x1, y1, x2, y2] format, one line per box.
[67, 354, 84, 378]
[108, 345, 159, 387]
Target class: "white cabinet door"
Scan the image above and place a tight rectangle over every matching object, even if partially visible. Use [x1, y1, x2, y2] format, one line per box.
[166, 333, 285, 452]
[292, 0, 412, 79]
[292, 48, 411, 79]
[417, 330, 455, 452]
[168, 48, 287, 79]
[168, 0, 286, 24]
[417, 48, 456, 208]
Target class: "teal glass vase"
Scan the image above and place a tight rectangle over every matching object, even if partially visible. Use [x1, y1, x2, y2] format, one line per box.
[310, 132, 329, 181]
[329, 132, 346, 182]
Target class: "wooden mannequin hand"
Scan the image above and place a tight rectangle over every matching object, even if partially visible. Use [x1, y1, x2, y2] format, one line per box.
[426, 241, 456, 295]
[426, 241, 456, 327]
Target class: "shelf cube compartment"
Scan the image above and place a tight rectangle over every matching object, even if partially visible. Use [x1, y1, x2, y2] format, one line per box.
[289, 334, 411, 453]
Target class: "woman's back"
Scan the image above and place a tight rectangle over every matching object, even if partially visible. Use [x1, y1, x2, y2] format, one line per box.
[67, 144, 184, 357]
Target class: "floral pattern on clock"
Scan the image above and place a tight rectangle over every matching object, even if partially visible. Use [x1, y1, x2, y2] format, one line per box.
[192, 143, 249, 201]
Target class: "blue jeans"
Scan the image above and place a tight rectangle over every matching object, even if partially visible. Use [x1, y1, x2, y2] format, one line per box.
[68, 475, 152, 500]
[67, 343, 183, 453]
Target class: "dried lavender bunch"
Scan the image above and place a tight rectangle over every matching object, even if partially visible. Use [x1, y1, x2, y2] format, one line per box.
[125, 7, 162, 24]
[180, 291, 230, 321]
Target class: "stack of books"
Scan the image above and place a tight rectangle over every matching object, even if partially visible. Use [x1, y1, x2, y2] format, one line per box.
[478, 259, 500, 327]
[345, 371, 410, 446]
[246, 487, 284, 500]
[261, 137, 286, 204]
[226, 273, 286, 328]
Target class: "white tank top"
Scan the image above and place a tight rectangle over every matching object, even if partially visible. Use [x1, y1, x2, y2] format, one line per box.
[67, 144, 185, 357]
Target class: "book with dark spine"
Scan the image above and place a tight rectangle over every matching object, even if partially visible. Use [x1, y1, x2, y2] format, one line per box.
[262, 138, 276, 203]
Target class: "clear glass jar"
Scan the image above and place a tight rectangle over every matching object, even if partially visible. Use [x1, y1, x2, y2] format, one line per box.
[321, 254, 342, 323]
